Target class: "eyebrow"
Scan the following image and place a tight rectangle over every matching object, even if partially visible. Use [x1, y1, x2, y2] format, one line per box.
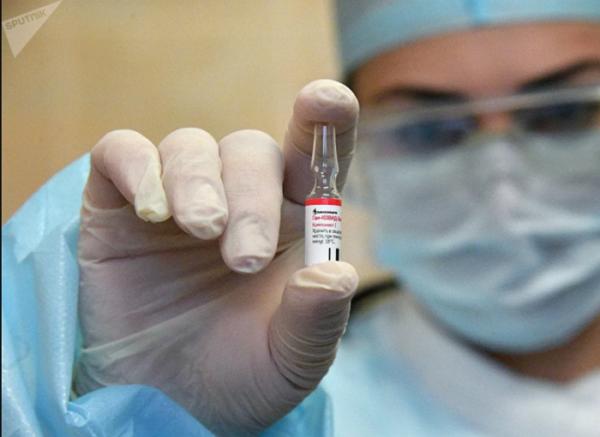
[372, 87, 466, 105]
[371, 59, 600, 105]
[519, 59, 600, 92]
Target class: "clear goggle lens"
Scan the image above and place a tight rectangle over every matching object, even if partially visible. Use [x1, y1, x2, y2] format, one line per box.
[360, 85, 600, 158]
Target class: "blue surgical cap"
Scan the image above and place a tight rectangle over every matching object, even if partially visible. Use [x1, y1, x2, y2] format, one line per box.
[336, 0, 600, 76]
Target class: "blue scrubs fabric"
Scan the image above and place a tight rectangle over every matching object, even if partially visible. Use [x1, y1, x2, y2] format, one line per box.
[2, 155, 331, 437]
[323, 299, 478, 437]
[323, 292, 600, 437]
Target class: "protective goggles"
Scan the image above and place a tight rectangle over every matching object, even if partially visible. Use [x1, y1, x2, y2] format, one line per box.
[359, 84, 600, 159]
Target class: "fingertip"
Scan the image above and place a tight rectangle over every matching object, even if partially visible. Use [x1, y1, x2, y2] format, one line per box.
[220, 129, 279, 150]
[161, 127, 217, 148]
[291, 261, 359, 298]
[221, 217, 277, 274]
[133, 157, 171, 223]
[170, 183, 229, 239]
[227, 254, 272, 274]
[136, 202, 171, 223]
[294, 79, 359, 134]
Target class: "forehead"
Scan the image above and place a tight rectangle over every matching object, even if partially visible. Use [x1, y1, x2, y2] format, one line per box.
[353, 21, 600, 101]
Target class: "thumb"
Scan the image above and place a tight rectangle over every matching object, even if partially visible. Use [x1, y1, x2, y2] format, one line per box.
[269, 262, 359, 391]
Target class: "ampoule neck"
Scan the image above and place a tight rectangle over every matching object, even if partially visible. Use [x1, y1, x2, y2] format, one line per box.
[308, 123, 340, 199]
[308, 165, 340, 198]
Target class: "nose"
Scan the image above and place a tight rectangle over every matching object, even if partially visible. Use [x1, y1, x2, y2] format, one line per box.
[473, 139, 530, 221]
[478, 112, 512, 133]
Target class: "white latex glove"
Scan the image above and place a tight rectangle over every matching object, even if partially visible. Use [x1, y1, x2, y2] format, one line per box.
[75, 80, 360, 436]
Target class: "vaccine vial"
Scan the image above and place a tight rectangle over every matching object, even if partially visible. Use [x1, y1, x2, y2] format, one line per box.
[305, 123, 342, 265]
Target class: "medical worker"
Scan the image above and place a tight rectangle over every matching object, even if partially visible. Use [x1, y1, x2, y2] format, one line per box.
[3, 1, 600, 436]
[322, 2, 600, 436]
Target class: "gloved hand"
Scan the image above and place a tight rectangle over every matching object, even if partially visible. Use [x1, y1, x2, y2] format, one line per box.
[75, 79, 359, 436]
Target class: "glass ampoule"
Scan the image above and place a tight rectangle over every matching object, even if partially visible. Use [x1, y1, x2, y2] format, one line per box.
[304, 123, 342, 265]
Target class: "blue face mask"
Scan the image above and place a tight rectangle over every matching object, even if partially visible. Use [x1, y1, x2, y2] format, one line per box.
[359, 130, 600, 352]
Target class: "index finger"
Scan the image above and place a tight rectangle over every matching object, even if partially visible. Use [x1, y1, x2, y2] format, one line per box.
[283, 79, 359, 204]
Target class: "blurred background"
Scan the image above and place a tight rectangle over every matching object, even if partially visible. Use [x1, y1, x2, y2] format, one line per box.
[2, 0, 389, 286]
[2, 0, 339, 222]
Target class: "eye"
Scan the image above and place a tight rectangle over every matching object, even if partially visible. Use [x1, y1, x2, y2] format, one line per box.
[390, 116, 477, 155]
[514, 101, 600, 135]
